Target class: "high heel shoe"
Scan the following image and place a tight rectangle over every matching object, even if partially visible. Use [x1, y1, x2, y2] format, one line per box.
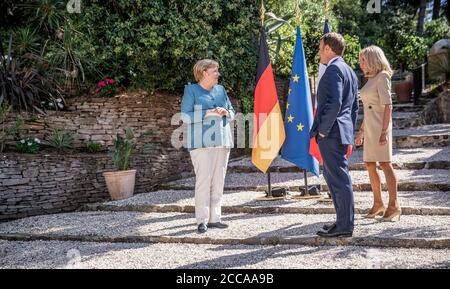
[363, 207, 386, 218]
[382, 208, 402, 222]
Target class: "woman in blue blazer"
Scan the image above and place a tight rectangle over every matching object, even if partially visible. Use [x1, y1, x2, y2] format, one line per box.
[181, 59, 235, 233]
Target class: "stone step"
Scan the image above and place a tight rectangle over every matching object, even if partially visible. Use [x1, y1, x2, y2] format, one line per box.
[357, 112, 421, 129]
[84, 190, 450, 216]
[163, 169, 450, 192]
[228, 147, 450, 172]
[357, 101, 425, 112]
[1, 240, 449, 268]
[1, 211, 450, 249]
[393, 124, 450, 148]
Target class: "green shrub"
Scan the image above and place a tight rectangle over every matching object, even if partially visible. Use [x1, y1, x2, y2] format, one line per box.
[342, 34, 361, 70]
[424, 18, 450, 48]
[72, 0, 260, 96]
[398, 35, 428, 70]
[0, 103, 23, 152]
[85, 142, 103, 153]
[46, 128, 74, 152]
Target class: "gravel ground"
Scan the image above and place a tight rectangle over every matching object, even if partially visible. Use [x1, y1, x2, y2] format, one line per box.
[103, 190, 450, 210]
[166, 169, 450, 189]
[228, 148, 450, 168]
[0, 240, 449, 269]
[1, 211, 450, 241]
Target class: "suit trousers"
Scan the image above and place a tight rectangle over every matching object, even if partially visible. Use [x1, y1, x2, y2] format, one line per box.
[190, 147, 230, 225]
[318, 137, 355, 232]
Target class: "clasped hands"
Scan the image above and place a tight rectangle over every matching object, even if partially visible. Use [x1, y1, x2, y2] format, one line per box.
[205, 107, 229, 118]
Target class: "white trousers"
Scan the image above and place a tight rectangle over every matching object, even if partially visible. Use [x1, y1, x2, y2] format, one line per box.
[190, 147, 230, 225]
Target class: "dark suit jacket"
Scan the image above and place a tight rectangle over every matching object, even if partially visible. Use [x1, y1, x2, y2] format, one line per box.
[310, 57, 359, 145]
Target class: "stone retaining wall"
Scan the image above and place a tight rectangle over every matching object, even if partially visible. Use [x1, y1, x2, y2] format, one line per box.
[416, 87, 450, 126]
[0, 90, 245, 221]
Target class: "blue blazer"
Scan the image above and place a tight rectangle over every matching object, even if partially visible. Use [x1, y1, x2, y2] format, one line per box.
[310, 58, 359, 145]
[181, 83, 235, 151]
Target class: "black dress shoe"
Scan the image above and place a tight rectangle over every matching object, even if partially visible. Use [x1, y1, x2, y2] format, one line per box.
[208, 222, 228, 229]
[197, 223, 207, 233]
[317, 227, 353, 238]
[322, 223, 336, 231]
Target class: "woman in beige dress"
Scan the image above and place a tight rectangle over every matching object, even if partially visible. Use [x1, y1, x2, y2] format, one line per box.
[355, 46, 401, 222]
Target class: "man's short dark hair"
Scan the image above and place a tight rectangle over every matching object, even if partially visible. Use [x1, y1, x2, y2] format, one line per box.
[321, 32, 346, 56]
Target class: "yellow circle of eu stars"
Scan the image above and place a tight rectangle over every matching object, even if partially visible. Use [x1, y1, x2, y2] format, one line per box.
[297, 123, 304, 131]
[287, 114, 294, 123]
[293, 74, 300, 83]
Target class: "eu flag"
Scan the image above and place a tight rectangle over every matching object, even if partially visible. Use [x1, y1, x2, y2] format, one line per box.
[281, 26, 319, 176]
[324, 17, 330, 34]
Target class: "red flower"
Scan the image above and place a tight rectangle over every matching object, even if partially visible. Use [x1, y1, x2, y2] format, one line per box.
[98, 81, 106, 87]
[95, 88, 100, 93]
[104, 78, 115, 85]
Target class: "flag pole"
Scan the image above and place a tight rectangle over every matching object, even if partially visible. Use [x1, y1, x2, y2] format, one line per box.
[260, 0, 273, 198]
[297, 2, 309, 197]
[293, 1, 321, 199]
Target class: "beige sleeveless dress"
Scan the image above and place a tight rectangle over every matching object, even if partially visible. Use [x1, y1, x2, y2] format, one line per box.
[360, 71, 393, 162]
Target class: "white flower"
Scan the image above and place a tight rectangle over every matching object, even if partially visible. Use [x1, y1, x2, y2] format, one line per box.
[58, 103, 64, 109]
[34, 138, 40, 144]
[27, 142, 32, 146]
[49, 102, 54, 106]
[20, 140, 25, 144]
[56, 98, 62, 103]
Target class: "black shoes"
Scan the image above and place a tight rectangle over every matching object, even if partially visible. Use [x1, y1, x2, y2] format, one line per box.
[317, 227, 353, 238]
[322, 222, 336, 231]
[197, 223, 207, 233]
[197, 222, 229, 233]
[208, 222, 229, 229]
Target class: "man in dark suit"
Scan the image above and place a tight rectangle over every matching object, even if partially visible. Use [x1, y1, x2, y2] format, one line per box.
[310, 32, 359, 238]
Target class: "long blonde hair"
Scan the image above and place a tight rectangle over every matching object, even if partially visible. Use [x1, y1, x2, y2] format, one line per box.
[359, 45, 392, 78]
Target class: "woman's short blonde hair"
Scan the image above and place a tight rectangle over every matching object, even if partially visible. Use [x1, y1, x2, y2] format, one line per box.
[193, 59, 219, 82]
[359, 45, 393, 78]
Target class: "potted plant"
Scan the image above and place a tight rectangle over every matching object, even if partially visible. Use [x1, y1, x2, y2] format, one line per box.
[103, 128, 154, 200]
[394, 35, 427, 102]
[394, 72, 414, 103]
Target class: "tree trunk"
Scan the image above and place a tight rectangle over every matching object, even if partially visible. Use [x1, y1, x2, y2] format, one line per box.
[417, 0, 427, 34]
[432, 0, 441, 19]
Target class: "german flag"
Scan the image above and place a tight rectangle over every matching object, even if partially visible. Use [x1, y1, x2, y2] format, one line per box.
[252, 29, 286, 173]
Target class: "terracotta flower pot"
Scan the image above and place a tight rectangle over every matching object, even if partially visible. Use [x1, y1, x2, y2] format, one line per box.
[395, 81, 413, 103]
[103, 169, 136, 200]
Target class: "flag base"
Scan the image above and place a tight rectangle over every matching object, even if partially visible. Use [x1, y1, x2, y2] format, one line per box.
[255, 187, 289, 201]
[291, 185, 321, 200]
[255, 195, 289, 201]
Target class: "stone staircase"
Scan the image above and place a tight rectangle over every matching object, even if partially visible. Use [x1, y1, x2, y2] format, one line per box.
[0, 102, 449, 269]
